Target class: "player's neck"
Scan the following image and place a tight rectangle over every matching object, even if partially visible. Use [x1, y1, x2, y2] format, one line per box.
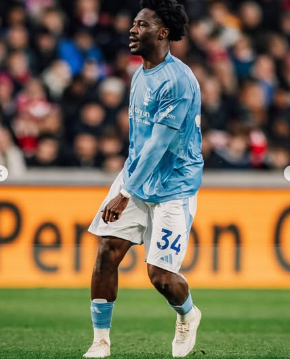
[142, 46, 169, 70]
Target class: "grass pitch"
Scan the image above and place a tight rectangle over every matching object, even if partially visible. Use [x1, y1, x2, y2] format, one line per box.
[0, 288, 289, 359]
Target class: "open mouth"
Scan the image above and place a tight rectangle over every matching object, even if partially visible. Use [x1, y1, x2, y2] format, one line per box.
[129, 37, 139, 48]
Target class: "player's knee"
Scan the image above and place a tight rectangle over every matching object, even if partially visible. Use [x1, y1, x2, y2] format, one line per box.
[94, 238, 122, 271]
[147, 264, 171, 292]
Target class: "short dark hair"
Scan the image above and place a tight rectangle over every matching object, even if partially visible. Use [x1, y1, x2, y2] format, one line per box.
[140, 0, 189, 41]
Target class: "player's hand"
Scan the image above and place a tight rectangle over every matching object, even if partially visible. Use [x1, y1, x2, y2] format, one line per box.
[102, 193, 130, 224]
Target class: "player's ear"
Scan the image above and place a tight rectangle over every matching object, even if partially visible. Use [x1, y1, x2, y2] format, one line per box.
[158, 27, 169, 40]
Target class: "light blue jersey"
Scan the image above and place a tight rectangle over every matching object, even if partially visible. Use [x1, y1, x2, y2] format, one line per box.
[123, 51, 203, 203]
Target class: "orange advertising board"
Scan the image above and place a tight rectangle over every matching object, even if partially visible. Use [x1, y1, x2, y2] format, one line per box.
[0, 186, 290, 288]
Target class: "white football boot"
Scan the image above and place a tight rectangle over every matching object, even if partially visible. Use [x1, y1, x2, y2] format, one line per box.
[83, 339, 110, 358]
[172, 306, 202, 357]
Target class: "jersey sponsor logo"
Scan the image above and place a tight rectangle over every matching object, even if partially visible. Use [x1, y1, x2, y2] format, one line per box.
[129, 105, 150, 119]
[135, 118, 151, 126]
[160, 105, 176, 120]
[143, 87, 153, 106]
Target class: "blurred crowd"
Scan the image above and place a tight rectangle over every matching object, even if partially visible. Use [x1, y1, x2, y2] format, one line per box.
[0, 0, 290, 177]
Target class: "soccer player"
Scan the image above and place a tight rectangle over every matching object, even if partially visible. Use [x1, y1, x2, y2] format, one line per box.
[83, 0, 203, 357]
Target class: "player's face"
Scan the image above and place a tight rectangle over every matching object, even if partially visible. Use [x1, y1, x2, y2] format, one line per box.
[129, 9, 165, 57]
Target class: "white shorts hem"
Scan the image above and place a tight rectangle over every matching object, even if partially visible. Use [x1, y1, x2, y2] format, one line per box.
[146, 259, 179, 274]
[88, 228, 141, 245]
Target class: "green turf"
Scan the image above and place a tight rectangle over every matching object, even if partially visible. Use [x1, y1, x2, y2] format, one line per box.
[0, 288, 289, 359]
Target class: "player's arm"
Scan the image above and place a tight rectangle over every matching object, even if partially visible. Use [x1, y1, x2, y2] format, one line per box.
[122, 123, 177, 195]
[101, 123, 177, 223]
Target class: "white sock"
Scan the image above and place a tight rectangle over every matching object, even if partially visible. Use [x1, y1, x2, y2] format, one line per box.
[92, 299, 107, 303]
[93, 328, 110, 343]
[177, 306, 197, 322]
[92, 298, 110, 344]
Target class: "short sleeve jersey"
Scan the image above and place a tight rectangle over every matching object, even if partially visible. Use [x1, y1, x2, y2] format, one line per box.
[123, 52, 203, 202]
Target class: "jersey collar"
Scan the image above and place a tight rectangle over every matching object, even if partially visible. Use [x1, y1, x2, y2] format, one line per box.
[142, 51, 172, 75]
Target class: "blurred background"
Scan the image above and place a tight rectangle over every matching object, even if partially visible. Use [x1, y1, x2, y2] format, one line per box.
[0, 0, 290, 174]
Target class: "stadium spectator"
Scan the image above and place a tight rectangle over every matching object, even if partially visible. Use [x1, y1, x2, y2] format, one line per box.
[111, 49, 135, 86]
[0, 73, 16, 126]
[98, 129, 124, 162]
[38, 6, 66, 38]
[239, 1, 266, 52]
[97, 76, 127, 125]
[279, 54, 290, 90]
[209, 133, 251, 169]
[186, 0, 207, 21]
[100, 11, 131, 63]
[230, 34, 256, 81]
[80, 58, 103, 91]
[70, 131, 103, 167]
[201, 76, 229, 131]
[58, 28, 107, 76]
[102, 154, 126, 172]
[42, 60, 72, 101]
[69, 0, 105, 36]
[265, 145, 290, 169]
[212, 54, 237, 95]
[207, 0, 241, 48]
[115, 105, 130, 153]
[0, 40, 7, 70]
[0, 125, 27, 176]
[170, 36, 190, 63]
[251, 54, 277, 107]
[6, 50, 31, 91]
[23, 0, 56, 20]
[238, 79, 268, 127]
[37, 105, 64, 138]
[187, 19, 210, 62]
[4, 2, 29, 28]
[12, 78, 52, 157]
[26, 133, 66, 167]
[73, 102, 106, 138]
[32, 28, 59, 74]
[280, 12, 290, 43]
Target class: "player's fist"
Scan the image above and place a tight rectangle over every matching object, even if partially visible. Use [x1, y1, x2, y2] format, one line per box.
[102, 193, 130, 223]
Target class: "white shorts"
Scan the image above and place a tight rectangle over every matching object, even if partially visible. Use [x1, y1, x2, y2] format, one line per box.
[88, 171, 197, 274]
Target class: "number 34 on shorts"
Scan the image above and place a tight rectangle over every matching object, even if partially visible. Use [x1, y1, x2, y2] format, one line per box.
[157, 228, 181, 255]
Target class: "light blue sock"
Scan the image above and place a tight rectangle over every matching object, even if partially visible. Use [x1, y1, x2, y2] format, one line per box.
[169, 292, 193, 315]
[90, 300, 115, 329]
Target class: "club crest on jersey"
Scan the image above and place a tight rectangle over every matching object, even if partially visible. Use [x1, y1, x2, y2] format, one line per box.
[143, 87, 152, 106]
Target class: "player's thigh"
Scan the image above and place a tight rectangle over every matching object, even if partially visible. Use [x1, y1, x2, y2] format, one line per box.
[96, 236, 133, 266]
[146, 195, 197, 273]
